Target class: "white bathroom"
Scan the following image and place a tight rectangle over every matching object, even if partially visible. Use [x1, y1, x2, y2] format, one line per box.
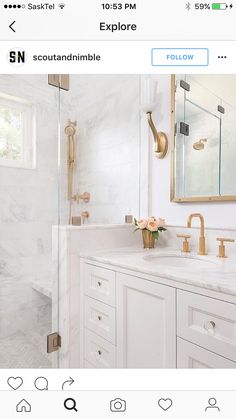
[1, 73, 236, 369]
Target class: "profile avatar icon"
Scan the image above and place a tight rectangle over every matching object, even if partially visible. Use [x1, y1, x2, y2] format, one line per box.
[205, 398, 220, 412]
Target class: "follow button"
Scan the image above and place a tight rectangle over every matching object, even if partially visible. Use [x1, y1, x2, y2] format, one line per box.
[151, 48, 209, 66]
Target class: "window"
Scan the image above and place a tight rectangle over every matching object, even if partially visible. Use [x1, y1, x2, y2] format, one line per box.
[0, 93, 35, 169]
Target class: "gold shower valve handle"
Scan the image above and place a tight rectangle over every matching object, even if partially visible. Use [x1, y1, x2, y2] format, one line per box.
[73, 192, 90, 203]
[216, 237, 235, 258]
[176, 234, 191, 253]
[75, 211, 90, 225]
[81, 211, 90, 222]
[79, 192, 90, 203]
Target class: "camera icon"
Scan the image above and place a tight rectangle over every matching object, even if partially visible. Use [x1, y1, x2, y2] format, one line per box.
[110, 398, 126, 412]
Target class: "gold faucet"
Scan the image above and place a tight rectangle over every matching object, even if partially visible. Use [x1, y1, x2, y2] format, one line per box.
[187, 213, 207, 255]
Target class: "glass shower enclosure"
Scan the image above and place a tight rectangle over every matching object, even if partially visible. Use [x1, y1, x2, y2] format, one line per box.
[0, 73, 142, 368]
[0, 74, 61, 368]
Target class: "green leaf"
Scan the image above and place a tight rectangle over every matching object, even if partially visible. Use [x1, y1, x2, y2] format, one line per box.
[133, 218, 138, 227]
[152, 231, 160, 240]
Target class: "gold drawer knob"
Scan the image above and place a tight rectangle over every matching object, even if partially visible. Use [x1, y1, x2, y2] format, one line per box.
[176, 234, 191, 253]
[216, 237, 235, 258]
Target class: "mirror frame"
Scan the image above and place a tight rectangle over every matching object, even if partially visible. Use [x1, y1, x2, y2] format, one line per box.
[170, 74, 236, 202]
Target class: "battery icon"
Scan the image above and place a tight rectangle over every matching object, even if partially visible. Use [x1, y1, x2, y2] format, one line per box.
[212, 3, 228, 9]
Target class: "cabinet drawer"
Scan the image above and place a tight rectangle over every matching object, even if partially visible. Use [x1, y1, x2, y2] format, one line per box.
[177, 290, 236, 362]
[84, 296, 116, 344]
[84, 264, 116, 306]
[84, 329, 116, 368]
[177, 338, 236, 368]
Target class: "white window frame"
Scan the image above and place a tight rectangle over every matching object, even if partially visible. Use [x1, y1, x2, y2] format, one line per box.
[0, 92, 36, 169]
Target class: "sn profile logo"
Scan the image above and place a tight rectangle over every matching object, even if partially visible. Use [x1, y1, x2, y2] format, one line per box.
[8, 48, 26, 66]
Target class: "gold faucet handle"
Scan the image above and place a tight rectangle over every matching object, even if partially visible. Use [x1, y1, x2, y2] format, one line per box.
[216, 237, 235, 258]
[176, 234, 191, 253]
[81, 211, 90, 222]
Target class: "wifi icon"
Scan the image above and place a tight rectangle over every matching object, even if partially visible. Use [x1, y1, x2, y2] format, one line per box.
[59, 3, 65, 9]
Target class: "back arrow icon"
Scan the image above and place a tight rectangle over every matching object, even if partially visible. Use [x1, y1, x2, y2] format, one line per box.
[9, 21, 16, 32]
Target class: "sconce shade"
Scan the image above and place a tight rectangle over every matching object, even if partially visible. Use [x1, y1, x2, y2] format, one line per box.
[141, 76, 158, 112]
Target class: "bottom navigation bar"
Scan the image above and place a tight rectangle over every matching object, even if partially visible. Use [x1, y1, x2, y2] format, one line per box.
[0, 390, 235, 418]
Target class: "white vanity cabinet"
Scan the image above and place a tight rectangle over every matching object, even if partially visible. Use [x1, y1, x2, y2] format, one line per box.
[81, 264, 117, 368]
[177, 289, 236, 368]
[116, 272, 176, 368]
[81, 262, 176, 368]
[80, 260, 236, 369]
[177, 290, 236, 363]
[177, 338, 236, 368]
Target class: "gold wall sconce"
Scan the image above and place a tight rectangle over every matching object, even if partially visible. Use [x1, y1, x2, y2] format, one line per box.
[193, 138, 207, 151]
[142, 76, 168, 159]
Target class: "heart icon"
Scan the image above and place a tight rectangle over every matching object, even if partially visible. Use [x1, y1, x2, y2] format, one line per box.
[7, 377, 23, 390]
[158, 398, 173, 411]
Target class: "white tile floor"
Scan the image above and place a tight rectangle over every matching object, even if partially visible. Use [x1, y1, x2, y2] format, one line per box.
[0, 272, 53, 368]
[0, 331, 52, 368]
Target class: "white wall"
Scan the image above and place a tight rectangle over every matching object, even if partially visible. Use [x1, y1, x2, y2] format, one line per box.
[148, 75, 236, 229]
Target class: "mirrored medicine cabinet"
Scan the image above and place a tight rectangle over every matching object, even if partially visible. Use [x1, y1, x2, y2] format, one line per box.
[171, 74, 236, 202]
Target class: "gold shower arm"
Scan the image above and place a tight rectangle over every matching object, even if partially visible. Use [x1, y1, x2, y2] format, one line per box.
[147, 112, 168, 159]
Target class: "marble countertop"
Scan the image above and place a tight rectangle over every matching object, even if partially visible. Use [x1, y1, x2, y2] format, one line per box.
[80, 246, 236, 297]
[52, 223, 132, 231]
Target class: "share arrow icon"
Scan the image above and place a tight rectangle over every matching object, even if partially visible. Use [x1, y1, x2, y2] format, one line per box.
[62, 377, 75, 390]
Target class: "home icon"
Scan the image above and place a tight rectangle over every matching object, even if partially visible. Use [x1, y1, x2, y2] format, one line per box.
[16, 399, 31, 413]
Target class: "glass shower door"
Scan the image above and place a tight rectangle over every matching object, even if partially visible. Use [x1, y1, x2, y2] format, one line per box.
[56, 74, 142, 368]
[0, 74, 60, 368]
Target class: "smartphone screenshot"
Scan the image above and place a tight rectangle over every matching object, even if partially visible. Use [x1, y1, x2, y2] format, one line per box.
[0, 0, 236, 417]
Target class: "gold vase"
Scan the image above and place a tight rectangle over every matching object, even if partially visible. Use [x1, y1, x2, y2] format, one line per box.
[142, 230, 155, 249]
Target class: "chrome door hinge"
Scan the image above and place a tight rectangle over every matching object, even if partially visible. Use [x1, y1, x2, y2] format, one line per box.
[180, 122, 190, 136]
[218, 105, 225, 114]
[180, 79, 190, 92]
[47, 333, 61, 353]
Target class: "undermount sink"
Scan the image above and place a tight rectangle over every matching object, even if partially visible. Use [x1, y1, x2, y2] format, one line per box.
[143, 253, 219, 270]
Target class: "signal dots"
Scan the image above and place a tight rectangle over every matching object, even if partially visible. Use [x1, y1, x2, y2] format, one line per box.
[4, 4, 26, 8]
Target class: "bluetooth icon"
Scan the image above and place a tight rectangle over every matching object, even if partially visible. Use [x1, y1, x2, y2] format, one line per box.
[186, 2, 191, 10]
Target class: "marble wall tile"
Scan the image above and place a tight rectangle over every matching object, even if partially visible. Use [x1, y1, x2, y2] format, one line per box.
[60, 75, 141, 225]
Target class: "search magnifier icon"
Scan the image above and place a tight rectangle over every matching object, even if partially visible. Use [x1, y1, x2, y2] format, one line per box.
[64, 398, 78, 412]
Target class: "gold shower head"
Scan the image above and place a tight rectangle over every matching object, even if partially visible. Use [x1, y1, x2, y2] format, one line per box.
[193, 138, 207, 151]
